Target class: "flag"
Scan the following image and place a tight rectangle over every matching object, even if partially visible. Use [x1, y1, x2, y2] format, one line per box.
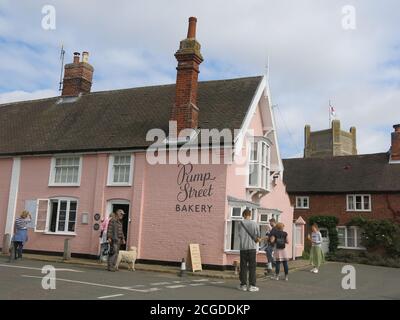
[329, 101, 336, 119]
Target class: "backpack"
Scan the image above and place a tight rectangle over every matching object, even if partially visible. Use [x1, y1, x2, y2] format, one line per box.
[275, 232, 286, 249]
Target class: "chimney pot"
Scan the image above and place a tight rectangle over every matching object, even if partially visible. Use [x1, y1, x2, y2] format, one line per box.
[82, 51, 89, 63]
[187, 17, 197, 39]
[391, 124, 400, 162]
[393, 124, 400, 132]
[73, 52, 80, 64]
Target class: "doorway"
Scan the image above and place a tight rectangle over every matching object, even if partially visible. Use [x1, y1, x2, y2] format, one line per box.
[108, 200, 130, 250]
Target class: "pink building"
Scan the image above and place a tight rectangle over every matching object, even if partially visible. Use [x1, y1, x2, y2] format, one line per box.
[0, 17, 303, 269]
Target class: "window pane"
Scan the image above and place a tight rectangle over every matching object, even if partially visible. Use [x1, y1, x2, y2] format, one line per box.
[363, 196, 370, 210]
[348, 196, 354, 210]
[303, 198, 308, 208]
[347, 228, 355, 247]
[49, 201, 58, 232]
[68, 201, 77, 232]
[250, 143, 258, 161]
[249, 164, 259, 186]
[231, 221, 241, 250]
[296, 197, 302, 208]
[232, 207, 241, 217]
[337, 228, 346, 247]
[58, 201, 67, 232]
[355, 196, 362, 210]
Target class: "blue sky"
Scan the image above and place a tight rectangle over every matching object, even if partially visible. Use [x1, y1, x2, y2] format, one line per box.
[0, 0, 399, 158]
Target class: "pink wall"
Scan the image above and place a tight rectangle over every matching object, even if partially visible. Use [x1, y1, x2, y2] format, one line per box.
[0, 158, 13, 246]
[138, 153, 227, 265]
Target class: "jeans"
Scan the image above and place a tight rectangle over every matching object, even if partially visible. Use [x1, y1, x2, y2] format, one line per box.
[264, 245, 275, 267]
[240, 249, 257, 287]
[275, 260, 289, 276]
[107, 241, 120, 270]
[14, 241, 23, 259]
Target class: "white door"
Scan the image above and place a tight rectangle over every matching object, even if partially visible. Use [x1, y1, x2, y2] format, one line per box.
[319, 228, 330, 254]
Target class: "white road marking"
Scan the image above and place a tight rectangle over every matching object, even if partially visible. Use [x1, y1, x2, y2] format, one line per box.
[165, 284, 186, 289]
[189, 283, 205, 286]
[210, 281, 224, 284]
[191, 278, 209, 282]
[98, 294, 124, 299]
[0, 264, 83, 272]
[21, 275, 159, 293]
[150, 282, 171, 286]
[173, 280, 182, 283]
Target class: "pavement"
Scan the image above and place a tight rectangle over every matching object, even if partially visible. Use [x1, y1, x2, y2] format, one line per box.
[3, 252, 310, 279]
[1, 254, 400, 300]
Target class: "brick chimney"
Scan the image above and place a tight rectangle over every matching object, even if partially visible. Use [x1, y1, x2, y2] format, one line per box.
[61, 51, 94, 96]
[170, 17, 204, 134]
[391, 124, 400, 162]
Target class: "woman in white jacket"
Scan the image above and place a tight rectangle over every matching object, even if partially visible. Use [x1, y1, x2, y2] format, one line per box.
[308, 223, 325, 273]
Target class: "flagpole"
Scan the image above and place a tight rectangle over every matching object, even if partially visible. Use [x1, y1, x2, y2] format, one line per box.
[329, 100, 331, 128]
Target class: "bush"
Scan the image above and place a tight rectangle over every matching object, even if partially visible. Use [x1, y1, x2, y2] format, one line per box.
[309, 216, 339, 252]
[347, 217, 400, 257]
[328, 250, 400, 268]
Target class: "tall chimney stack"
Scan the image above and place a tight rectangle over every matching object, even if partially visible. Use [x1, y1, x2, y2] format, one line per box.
[391, 124, 400, 162]
[170, 17, 204, 134]
[61, 51, 94, 96]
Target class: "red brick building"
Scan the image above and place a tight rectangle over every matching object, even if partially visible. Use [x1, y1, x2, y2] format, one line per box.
[283, 124, 400, 252]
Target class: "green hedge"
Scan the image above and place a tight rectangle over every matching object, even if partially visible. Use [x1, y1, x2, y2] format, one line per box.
[308, 216, 339, 253]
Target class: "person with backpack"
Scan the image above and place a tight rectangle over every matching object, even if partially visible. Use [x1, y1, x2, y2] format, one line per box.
[238, 209, 261, 292]
[269, 222, 289, 281]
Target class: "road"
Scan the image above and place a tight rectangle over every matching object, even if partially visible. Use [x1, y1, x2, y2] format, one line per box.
[0, 256, 399, 300]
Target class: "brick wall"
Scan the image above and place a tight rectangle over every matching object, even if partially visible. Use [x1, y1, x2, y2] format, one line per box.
[290, 193, 400, 231]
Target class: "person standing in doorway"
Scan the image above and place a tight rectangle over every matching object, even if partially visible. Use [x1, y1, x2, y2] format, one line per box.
[238, 209, 261, 292]
[308, 223, 325, 273]
[13, 210, 32, 260]
[270, 222, 289, 281]
[106, 210, 125, 271]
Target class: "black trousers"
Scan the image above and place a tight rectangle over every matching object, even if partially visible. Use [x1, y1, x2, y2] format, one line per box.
[239, 249, 257, 287]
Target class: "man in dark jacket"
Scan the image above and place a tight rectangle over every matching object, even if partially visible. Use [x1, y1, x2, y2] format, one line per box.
[107, 210, 126, 271]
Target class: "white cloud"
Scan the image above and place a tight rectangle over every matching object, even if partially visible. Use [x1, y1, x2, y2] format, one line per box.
[0, 0, 399, 157]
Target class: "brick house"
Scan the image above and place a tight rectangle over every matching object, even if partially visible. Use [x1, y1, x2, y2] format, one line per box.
[0, 17, 302, 268]
[283, 123, 400, 252]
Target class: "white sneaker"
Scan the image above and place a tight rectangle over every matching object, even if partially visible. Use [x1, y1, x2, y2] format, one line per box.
[313, 269, 319, 273]
[274, 275, 280, 281]
[310, 268, 316, 272]
[248, 286, 259, 292]
[285, 275, 289, 281]
[237, 284, 248, 291]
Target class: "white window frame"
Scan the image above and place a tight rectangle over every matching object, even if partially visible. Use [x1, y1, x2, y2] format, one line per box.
[48, 155, 82, 187]
[34, 197, 78, 235]
[225, 206, 260, 252]
[346, 194, 372, 212]
[248, 139, 270, 191]
[107, 154, 134, 186]
[295, 196, 310, 209]
[337, 226, 365, 250]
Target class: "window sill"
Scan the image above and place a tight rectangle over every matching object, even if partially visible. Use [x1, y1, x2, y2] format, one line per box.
[44, 232, 77, 236]
[338, 246, 366, 250]
[295, 207, 309, 210]
[48, 183, 80, 187]
[107, 183, 132, 187]
[346, 210, 372, 213]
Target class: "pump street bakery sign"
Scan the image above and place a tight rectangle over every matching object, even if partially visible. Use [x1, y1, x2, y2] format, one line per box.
[176, 163, 216, 213]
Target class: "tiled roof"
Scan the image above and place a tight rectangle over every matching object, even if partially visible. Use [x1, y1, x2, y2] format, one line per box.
[283, 153, 400, 193]
[0, 76, 262, 156]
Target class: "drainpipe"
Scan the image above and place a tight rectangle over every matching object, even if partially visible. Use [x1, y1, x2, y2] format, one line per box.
[292, 222, 296, 261]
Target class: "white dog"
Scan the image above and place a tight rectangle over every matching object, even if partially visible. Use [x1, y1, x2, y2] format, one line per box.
[115, 246, 137, 271]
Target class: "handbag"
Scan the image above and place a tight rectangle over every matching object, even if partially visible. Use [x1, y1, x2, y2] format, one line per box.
[240, 221, 259, 243]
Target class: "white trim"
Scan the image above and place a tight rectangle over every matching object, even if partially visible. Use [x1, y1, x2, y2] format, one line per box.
[346, 194, 372, 212]
[4, 157, 21, 236]
[234, 76, 267, 156]
[43, 232, 77, 236]
[107, 154, 134, 186]
[337, 226, 365, 249]
[48, 155, 82, 187]
[45, 197, 79, 234]
[34, 199, 50, 232]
